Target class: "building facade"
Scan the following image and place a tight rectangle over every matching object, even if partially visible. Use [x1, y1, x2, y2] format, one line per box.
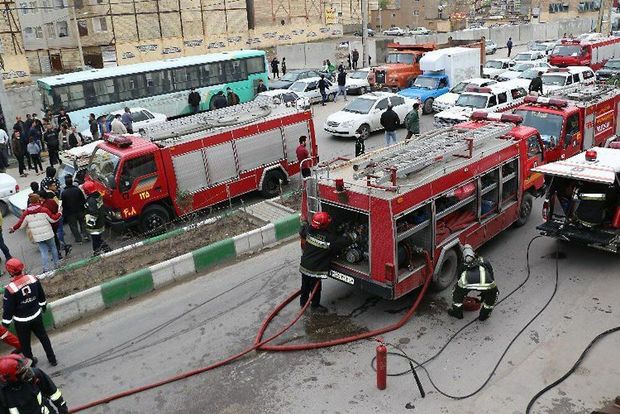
[532, 0, 600, 22]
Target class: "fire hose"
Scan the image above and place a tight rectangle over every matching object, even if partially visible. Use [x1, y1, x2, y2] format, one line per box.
[68, 251, 433, 412]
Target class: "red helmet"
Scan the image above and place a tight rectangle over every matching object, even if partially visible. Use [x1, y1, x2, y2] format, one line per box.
[311, 212, 331, 230]
[5, 258, 24, 276]
[0, 355, 31, 383]
[82, 181, 97, 195]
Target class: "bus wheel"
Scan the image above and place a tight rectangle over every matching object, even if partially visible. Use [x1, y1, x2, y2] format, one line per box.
[261, 169, 286, 198]
[140, 204, 170, 234]
[515, 193, 534, 227]
[431, 248, 459, 291]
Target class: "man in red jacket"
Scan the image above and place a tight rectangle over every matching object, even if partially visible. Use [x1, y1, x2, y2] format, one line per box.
[296, 135, 311, 178]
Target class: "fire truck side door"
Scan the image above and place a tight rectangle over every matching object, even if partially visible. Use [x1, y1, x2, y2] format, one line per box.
[563, 113, 582, 158]
[117, 153, 163, 206]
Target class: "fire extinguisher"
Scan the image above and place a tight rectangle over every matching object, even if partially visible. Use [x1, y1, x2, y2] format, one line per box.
[376, 342, 387, 390]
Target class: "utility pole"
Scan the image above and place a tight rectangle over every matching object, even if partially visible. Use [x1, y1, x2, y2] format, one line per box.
[70, 3, 86, 69]
[361, 0, 369, 68]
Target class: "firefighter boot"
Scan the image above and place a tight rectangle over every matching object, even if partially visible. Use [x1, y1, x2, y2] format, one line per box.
[447, 304, 463, 319]
[478, 306, 493, 321]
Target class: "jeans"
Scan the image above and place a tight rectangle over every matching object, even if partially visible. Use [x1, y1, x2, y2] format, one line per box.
[0, 230, 11, 260]
[385, 131, 397, 146]
[335, 85, 347, 101]
[320, 91, 327, 105]
[37, 237, 59, 271]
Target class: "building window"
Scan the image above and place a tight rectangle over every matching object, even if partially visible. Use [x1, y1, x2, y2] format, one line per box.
[19, 2, 28, 14]
[93, 17, 108, 32]
[45, 22, 56, 38]
[52, 0, 64, 7]
[23, 27, 34, 39]
[74, 0, 83, 7]
[77, 19, 88, 36]
[413, 10, 419, 15]
[57, 21, 68, 37]
[35, 26, 43, 38]
[41, 0, 51, 13]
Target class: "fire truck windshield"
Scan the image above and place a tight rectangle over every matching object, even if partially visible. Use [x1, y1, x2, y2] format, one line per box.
[385, 53, 415, 64]
[88, 148, 120, 188]
[455, 93, 488, 109]
[552, 45, 584, 57]
[515, 109, 564, 147]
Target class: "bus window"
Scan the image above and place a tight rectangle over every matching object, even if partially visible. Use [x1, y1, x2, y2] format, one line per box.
[68, 84, 85, 109]
[92, 78, 116, 105]
[145, 70, 172, 95]
[230, 60, 247, 82]
[246, 56, 266, 74]
[117, 74, 146, 101]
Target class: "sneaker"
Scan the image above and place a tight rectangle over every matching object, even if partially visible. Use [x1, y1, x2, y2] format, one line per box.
[49, 358, 57, 367]
[64, 245, 72, 255]
[310, 305, 328, 314]
[30, 357, 38, 367]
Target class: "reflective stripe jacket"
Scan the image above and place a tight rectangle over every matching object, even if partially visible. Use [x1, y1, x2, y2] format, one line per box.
[0, 382, 49, 414]
[2, 275, 47, 326]
[457, 258, 496, 291]
[32, 368, 67, 414]
[299, 226, 350, 278]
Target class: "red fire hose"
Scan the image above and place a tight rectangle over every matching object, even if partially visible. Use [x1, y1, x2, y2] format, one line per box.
[69, 252, 433, 413]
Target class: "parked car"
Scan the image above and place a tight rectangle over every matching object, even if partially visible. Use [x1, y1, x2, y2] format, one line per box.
[542, 66, 596, 93]
[0, 174, 19, 217]
[496, 62, 553, 81]
[323, 92, 418, 139]
[268, 69, 324, 90]
[577, 32, 604, 41]
[483, 58, 514, 79]
[596, 58, 620, 81]
[511, 51, 547, 65]
[353, 28, 375, 37]
[529, 41, 556, 55]
[407, 27, 431, 35]
[289, 77, 339, 104]
[485, 40, 497, 55]
[346, 69, 372, 94]
[81, 107, 166, 139]
[383, 27, 406, 36]
[432, 77, 498, 112]
[256, 90, 310, 110]
[507, 66, 554, 90]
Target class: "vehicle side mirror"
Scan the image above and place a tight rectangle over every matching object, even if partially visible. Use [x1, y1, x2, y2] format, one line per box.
[108, 176, 117, 190]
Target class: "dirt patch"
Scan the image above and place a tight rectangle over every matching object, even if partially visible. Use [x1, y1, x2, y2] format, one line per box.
[277, 191, 302, 212]
[42, 212, 262, 301]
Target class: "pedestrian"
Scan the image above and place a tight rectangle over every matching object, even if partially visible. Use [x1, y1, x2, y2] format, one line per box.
[271, 57, 280, 79]
[296, 135, 311, 178]
[256, 79, 268, 94]
[97, 115, 108, 136]
[380, 104, 400, 146]
[2, 258, 57, 366]
[226, 87, 240, 106]
[26, 138, 43, 174]
[57, 123, 69, 150]
[335, 67, 347, 102]
[68, 126, 84, 148]
[327, 59, 336, 74]
[21, 129, 34, 172]
[0, 354, 69, 412]
[281, 57, 287, 76]
[298, 212, 352, 312]
[404, 102, 420, 140]
[24, 114, 33, 133]
[10, 129, 27, 177]
[212, 91, 228, 109]
[188, 87, 201, 114]
[61, 175, 88, 244]
[447, 244, 499, 321]
[83, 181, 111, 256]
[121, 107, 134, 134]
[45, 110, 57, 130]
[43, 124, 60, 167]
[352, 48, 359, 70]
[0, 127, 9, 173]
[0, 211, 12, 262]
[13, 116, 24, 136]
[56, 107, 71, 128]
[110, 114, 127, 134]
[29, 182, 39, 197]
[506, 37, 513, 57]
[347, 54, 352, 70]
[40, 166, 61, 192]
[528, 71, 544, 96]
[318, 74, 329, 106]
[88, 113, 99, 141]
[41, 182, 70, 258]
[28, 121, 42, 150]
[354, 130, 365, 157]
[9, 194, 60, 272]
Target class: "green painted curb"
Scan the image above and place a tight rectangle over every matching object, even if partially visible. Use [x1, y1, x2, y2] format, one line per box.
[274, 214, 301, 240]
[143, 228, 185, 245]
[193, 238, 236, 272]
[101, 268, 154, 308]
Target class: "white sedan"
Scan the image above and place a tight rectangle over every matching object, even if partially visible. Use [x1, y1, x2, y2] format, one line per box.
[289, 77, 339, 104]
[0, 173, 19, 216]
[81, 107, 167, 139]
[497, 62, 553, 82]
[323, 92, 418, 139]
[511, 51, 547, 66]
[383, 27, 406, 36]
[256, 90, 310, 110]
[346, 69, 372, 95]
[483, 58, 514, 79]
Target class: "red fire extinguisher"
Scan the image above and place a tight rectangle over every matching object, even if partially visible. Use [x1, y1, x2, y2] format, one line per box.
[376, 343, 387, 390]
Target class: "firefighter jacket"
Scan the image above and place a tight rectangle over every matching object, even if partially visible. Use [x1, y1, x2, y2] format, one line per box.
[457, 258, 496, 291]
[2, 275, 47, 327]
[32, 368, 68, 414]
[84, 193, 105, 235]
[0, 381, 49, 414]
[299, 227, 351, 278]
[0, 326, 21, 350]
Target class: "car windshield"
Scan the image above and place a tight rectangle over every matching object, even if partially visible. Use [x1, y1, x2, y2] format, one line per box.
[485, 61, 504, 69]
[530, 44, 548, 51]
[88, 148, 120, 188]
[519, 69, 542, 79]
[451, 81, 470, 94]
[413, 76, 438, 89]
[542, 75, 567, 86]
[513, 63, 534, 72]
[290, 81, 307, 92]
[552, 45, 584, 56]
[281, 71, 303, 82]
[131, 111, 149, 122]
[456, 94, 488, 108]
[514, 53, 533, 61]
[603, 60, 620, 69]
[343, 98, 375, 114]
[350, 71, 368, 79]
[515, 110, 564, 147]
[386, 53, 415, 64]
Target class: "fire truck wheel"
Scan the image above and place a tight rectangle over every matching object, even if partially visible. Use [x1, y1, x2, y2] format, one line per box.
[260, 169, 286, 198]
[423, 98, 434, 115]
[140, 204, 170, 233]
[515, 193, 534, 227]
[431, 248, 459, 291]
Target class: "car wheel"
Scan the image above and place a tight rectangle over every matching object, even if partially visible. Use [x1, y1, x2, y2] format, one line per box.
[423, 98, 434, 115]
[431, 248, 459, 291]
[358, 124, 370, 140]
[0, 201, 8, 217]
[261, 169, 287, 198]
[140, 204, 170, 234]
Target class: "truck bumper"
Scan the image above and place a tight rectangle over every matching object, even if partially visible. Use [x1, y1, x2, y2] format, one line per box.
[105, 217, 139, 233]
[537, 220, 619, 253]
[329, 268, 394, 299]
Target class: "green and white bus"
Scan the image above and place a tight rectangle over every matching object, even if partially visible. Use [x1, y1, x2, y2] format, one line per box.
[36, 50, 269, 131]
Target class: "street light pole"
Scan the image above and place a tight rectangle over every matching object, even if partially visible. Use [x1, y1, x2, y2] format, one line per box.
[70, 4, 85, 69]
[361, 0, 369, 68]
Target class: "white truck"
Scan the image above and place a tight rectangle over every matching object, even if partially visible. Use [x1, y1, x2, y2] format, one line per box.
[398, 47, 480, 114]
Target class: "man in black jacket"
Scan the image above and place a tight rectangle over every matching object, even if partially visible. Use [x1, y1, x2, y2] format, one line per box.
[61, 175, 88, 243]
[43, 124, 59, 167]
[211, 91, 228, 110]
[528, 71, 544, 96]
[335, 68, 347, 102]
[299, 212, 352, 312]
[83, 181, 110, 256]
[380, 104, 400, 146]
[188, 88, 201, 114]
[318, 75, 329, 106]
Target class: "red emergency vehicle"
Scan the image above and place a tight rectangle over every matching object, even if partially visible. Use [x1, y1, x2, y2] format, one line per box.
[549, 37, 620, 70]
[301, 115, 545, 299]
[86, 99, 318, 232]
[513, 84, 620, 162]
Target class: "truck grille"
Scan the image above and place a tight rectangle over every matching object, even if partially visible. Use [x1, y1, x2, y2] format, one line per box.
[375, 70, 386, 85]
[327, 121, 340, 127]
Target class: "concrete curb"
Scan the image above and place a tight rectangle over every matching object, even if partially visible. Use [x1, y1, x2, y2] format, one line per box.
[42, 213, 301, 331]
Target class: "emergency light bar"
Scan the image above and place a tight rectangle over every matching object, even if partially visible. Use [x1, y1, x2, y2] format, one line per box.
[585, 149, 598, 161]
[471, 111, 523, 124]
[105, 134, 133, 148]
[523, 95, 568, 107]
[466, 86, 492, 93]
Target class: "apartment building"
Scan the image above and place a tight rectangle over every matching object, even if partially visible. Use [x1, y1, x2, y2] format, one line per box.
[533, 0, 600, 22]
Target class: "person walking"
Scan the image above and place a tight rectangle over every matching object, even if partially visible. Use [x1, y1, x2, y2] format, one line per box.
[256, 79, 268, 94]
[61, 175, 88, 244]
[2, 258, 57, 366]
[281, 57, 287, 76]
[56, 108, 71, 128]
[88, 113, 99, 141]
[528, 71, 544, 96]
[335, 67, 347, 102]
[43, 124, 60, 167]
[352, 48, 359, 70]
[506, 37, 513, 57]
[10, 129, 27, 177]
[188, 88, 201, 114]
[68, 126, 84, 148]
[447, 244, 499, 321]
[354, 131, 365, 157]
[110, 114, 127, 134]
[83, 181, 111, 256]
[404, 102, 420, 140]
[9, 194, 60, 272]
[226, 87, 240, 106]
[380, 104, 400, 146]
[271, 57, 280, 79]
[41, 182, 70, 259]
[0, 127, 9, 173]
[26, 138, 43, 174]
[57, 123, 69, 150]
[0, 212, 12, 262]
[296, 135, 311, 178]
[318, 74, 329, 106]
[121, 107, 134, 134]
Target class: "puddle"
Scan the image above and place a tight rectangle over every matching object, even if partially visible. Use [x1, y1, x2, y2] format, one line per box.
[303, 312, 368, 341]
[543, 251, 567, 259]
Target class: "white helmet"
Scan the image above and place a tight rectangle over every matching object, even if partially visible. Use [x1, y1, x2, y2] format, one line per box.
[462, 244, 476, 265]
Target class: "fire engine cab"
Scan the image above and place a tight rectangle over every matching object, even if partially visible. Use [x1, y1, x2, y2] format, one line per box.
[533, 147, 620, 253]
[301, 116, 545, 299]
[86, 97, 318, 232]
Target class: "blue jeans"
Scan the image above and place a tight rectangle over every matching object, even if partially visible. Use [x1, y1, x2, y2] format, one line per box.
[385, 131, 397, 146]
[335, 85, 347, 101]
[38, 237, 59, 272]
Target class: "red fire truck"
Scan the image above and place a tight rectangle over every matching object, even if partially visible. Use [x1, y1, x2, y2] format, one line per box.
[549, 37, 620, 70]
[512, 84, 620, 163]
[301, 115, 545, 299]
[86, 99, 318, 232]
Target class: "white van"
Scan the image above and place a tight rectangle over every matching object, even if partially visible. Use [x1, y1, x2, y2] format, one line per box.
[432, 78, 498, 112]
[542, 66, 596, 93]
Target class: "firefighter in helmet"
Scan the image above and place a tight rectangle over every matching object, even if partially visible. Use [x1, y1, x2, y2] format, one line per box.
[299, 212, 352, 313]
[0, 354, 68, 414]
[447, 244, 498, 321]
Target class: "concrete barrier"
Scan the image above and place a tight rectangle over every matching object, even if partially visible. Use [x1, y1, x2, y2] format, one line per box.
[519, 24, 533, 44]
[532, 23, 547, 42]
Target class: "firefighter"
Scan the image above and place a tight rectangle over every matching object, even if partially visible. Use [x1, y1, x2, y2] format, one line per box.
[299, 212, 352, 313]
[447, 245, 498, 321]
[2, 258, 57, 367]
[0, 354, 68, 414]
[83, 181, 111, 256]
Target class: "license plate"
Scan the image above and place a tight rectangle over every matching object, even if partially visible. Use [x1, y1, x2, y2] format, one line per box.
[330, 270, 355, 285]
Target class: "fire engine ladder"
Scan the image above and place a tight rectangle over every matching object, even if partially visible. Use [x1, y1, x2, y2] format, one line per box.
[305, 175, 321, 216]
[353, 122, 514, 185]
[551, 83, 617, 103]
